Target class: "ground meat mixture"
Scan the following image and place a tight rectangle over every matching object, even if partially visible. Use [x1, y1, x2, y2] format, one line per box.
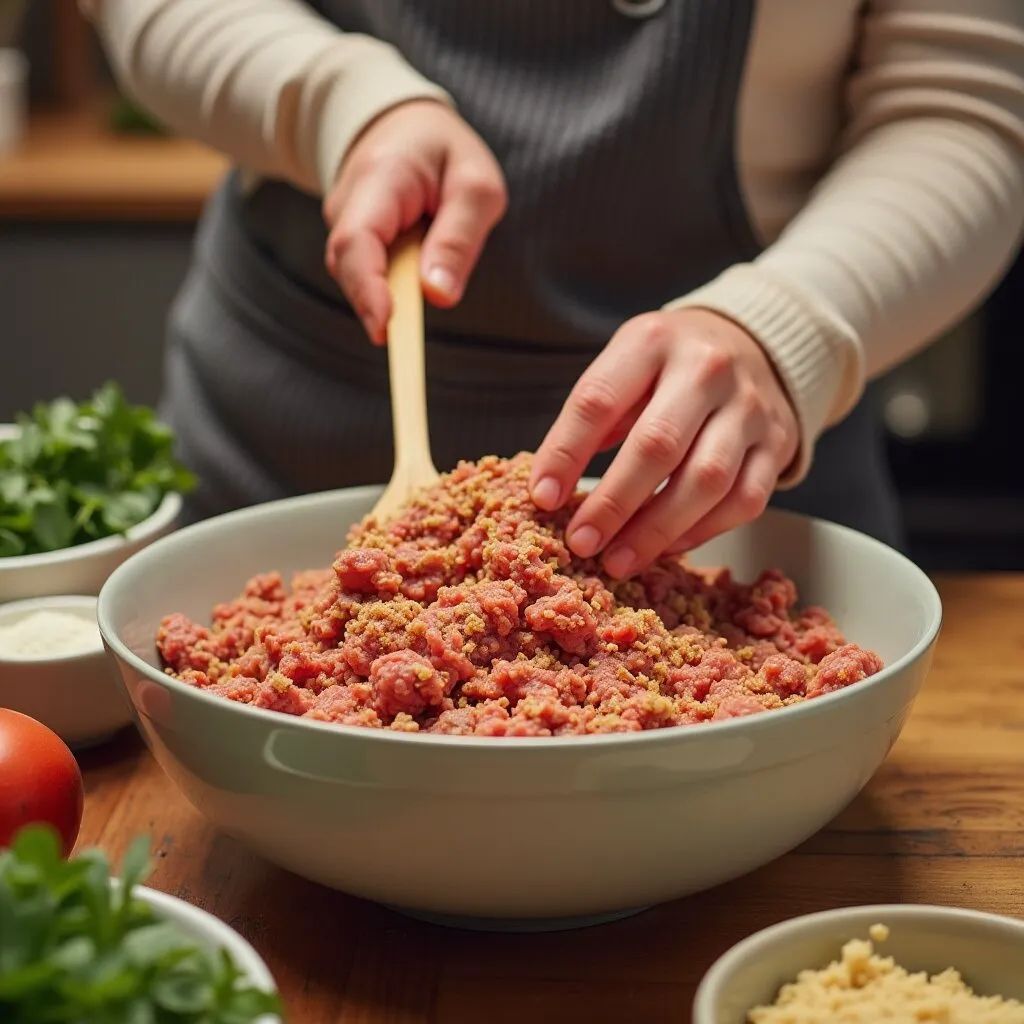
[157, 453, 883, 737]
[749, 924, 1024, 1023]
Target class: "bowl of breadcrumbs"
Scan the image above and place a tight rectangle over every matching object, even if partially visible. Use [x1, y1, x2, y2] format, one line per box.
[694, 905, 1024, 1024]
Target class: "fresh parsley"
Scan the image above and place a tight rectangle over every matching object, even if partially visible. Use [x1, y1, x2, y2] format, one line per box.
[0, 382, 195, 558]
[0, 825, 283, 1023]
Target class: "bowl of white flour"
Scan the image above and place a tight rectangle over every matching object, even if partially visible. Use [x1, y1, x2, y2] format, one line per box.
[0, 595, 133, 749]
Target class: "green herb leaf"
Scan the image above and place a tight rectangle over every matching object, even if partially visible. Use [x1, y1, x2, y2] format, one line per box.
[122, 922, 193, 966]
[102, 491, 156, 534]
[124, 998, 158, 1024]
[0, 958, 61, 1000]
[5, 421, 42, 466]
[11, 822, 62, 871]
[30, 496, 76, 551]
[0, 529, 24, 556]
[153, 970, 214, 1014]
[48, 935, 95, 973]
[221, 985, 284, 1022]
[120, 837, 151, 898]
[0, 471, 27, 505]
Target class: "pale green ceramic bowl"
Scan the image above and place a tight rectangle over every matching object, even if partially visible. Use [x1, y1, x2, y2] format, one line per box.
[97, 487, 940, 930]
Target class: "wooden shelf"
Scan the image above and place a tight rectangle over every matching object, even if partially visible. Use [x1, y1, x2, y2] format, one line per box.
[0, 106, 229, 222]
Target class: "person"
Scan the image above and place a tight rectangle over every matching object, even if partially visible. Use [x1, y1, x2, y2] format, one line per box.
[86, 0, 1024, 577]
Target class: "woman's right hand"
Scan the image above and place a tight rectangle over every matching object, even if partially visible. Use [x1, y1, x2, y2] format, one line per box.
[323, 99, 508, 344]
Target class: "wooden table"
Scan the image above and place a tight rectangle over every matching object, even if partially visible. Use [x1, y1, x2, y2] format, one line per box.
[76, 574, 1024, 1023]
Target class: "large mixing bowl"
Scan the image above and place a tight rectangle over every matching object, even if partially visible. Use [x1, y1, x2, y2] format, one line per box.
[97, 488, 940, 929]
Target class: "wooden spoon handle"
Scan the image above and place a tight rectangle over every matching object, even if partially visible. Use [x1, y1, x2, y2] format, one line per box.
[386, 228, 434, 477]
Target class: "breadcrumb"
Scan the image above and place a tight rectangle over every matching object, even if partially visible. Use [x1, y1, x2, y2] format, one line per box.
[749, 925, 1024, 1024]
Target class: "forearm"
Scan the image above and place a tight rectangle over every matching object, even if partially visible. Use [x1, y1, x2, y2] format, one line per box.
[82, 0, 451, 194]
[756, 118, 1024, 386]
[675, 117, 1024, 472]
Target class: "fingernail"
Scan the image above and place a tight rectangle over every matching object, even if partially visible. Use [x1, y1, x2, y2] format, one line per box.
[568, 525, 602, 558]
[604, 547, 637, 579]
[426, 265, 459, 300]
[532, 476, 561, 509]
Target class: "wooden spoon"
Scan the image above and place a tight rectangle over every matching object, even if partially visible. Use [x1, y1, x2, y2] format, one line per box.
[368, 228, 441, 523]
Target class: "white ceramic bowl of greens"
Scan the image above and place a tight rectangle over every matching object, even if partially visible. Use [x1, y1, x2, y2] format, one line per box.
[98, 485, 940, 930]
[0, 386, 188, 604]
[0, 482, 181, 603]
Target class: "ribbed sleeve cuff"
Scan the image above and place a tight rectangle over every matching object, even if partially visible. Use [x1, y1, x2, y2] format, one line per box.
[664, 263, 865, 486]
[312, 40, 453, 194]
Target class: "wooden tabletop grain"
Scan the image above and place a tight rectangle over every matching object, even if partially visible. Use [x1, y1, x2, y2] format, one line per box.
[75, 574, 1024, 1023]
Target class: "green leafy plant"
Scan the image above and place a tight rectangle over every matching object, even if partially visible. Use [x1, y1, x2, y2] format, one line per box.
[110, 95, 168, 137]
[0, 825, 283, 1023]
[0, 382, 195, 558]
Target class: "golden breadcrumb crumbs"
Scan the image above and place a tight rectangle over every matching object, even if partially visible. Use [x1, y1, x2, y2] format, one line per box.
[749, 924, 1024, 1023]
[158, 454, 882, 736]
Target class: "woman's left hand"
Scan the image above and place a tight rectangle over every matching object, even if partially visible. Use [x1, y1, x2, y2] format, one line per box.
[530, 308, 800, 577]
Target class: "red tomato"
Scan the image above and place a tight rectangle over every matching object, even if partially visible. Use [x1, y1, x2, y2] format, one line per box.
[0, 709, 84, 856]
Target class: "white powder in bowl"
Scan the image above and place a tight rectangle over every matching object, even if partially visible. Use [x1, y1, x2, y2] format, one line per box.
[0, 609, 103, 660]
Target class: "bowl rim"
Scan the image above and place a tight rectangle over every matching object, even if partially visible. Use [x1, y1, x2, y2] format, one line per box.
[131, 884, 280, 1021]
[97, 487, 943, 751]
[0, 593, 106, 665]
[692, 903, 1024, 1020]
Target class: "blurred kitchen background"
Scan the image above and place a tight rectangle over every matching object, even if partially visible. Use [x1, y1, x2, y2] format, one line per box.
[0, 2, 1021, 573]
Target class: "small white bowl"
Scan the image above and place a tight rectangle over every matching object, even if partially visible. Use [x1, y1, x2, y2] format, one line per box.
[0, 423, 182, 604]
[0, 595, 134, 748]
[129, 885, 280, 1023]
[693, 904, 1024, 1023]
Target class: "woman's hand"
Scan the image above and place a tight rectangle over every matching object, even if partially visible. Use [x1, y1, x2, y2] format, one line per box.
[323, 99, 507, 344]
[531, 309, 800, 577]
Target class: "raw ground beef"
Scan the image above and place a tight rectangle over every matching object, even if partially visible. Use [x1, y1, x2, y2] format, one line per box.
[157, 453, 883, 737]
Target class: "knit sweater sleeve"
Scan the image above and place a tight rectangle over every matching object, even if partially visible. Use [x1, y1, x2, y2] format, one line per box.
[81, 0, 452, 196]
[667, 0, 1024, 485]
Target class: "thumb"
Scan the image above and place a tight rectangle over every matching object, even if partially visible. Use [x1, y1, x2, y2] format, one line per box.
[421, 161, 507, 306]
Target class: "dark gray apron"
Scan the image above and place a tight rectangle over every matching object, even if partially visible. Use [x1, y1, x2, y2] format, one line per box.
[162, 0, 903, 548]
